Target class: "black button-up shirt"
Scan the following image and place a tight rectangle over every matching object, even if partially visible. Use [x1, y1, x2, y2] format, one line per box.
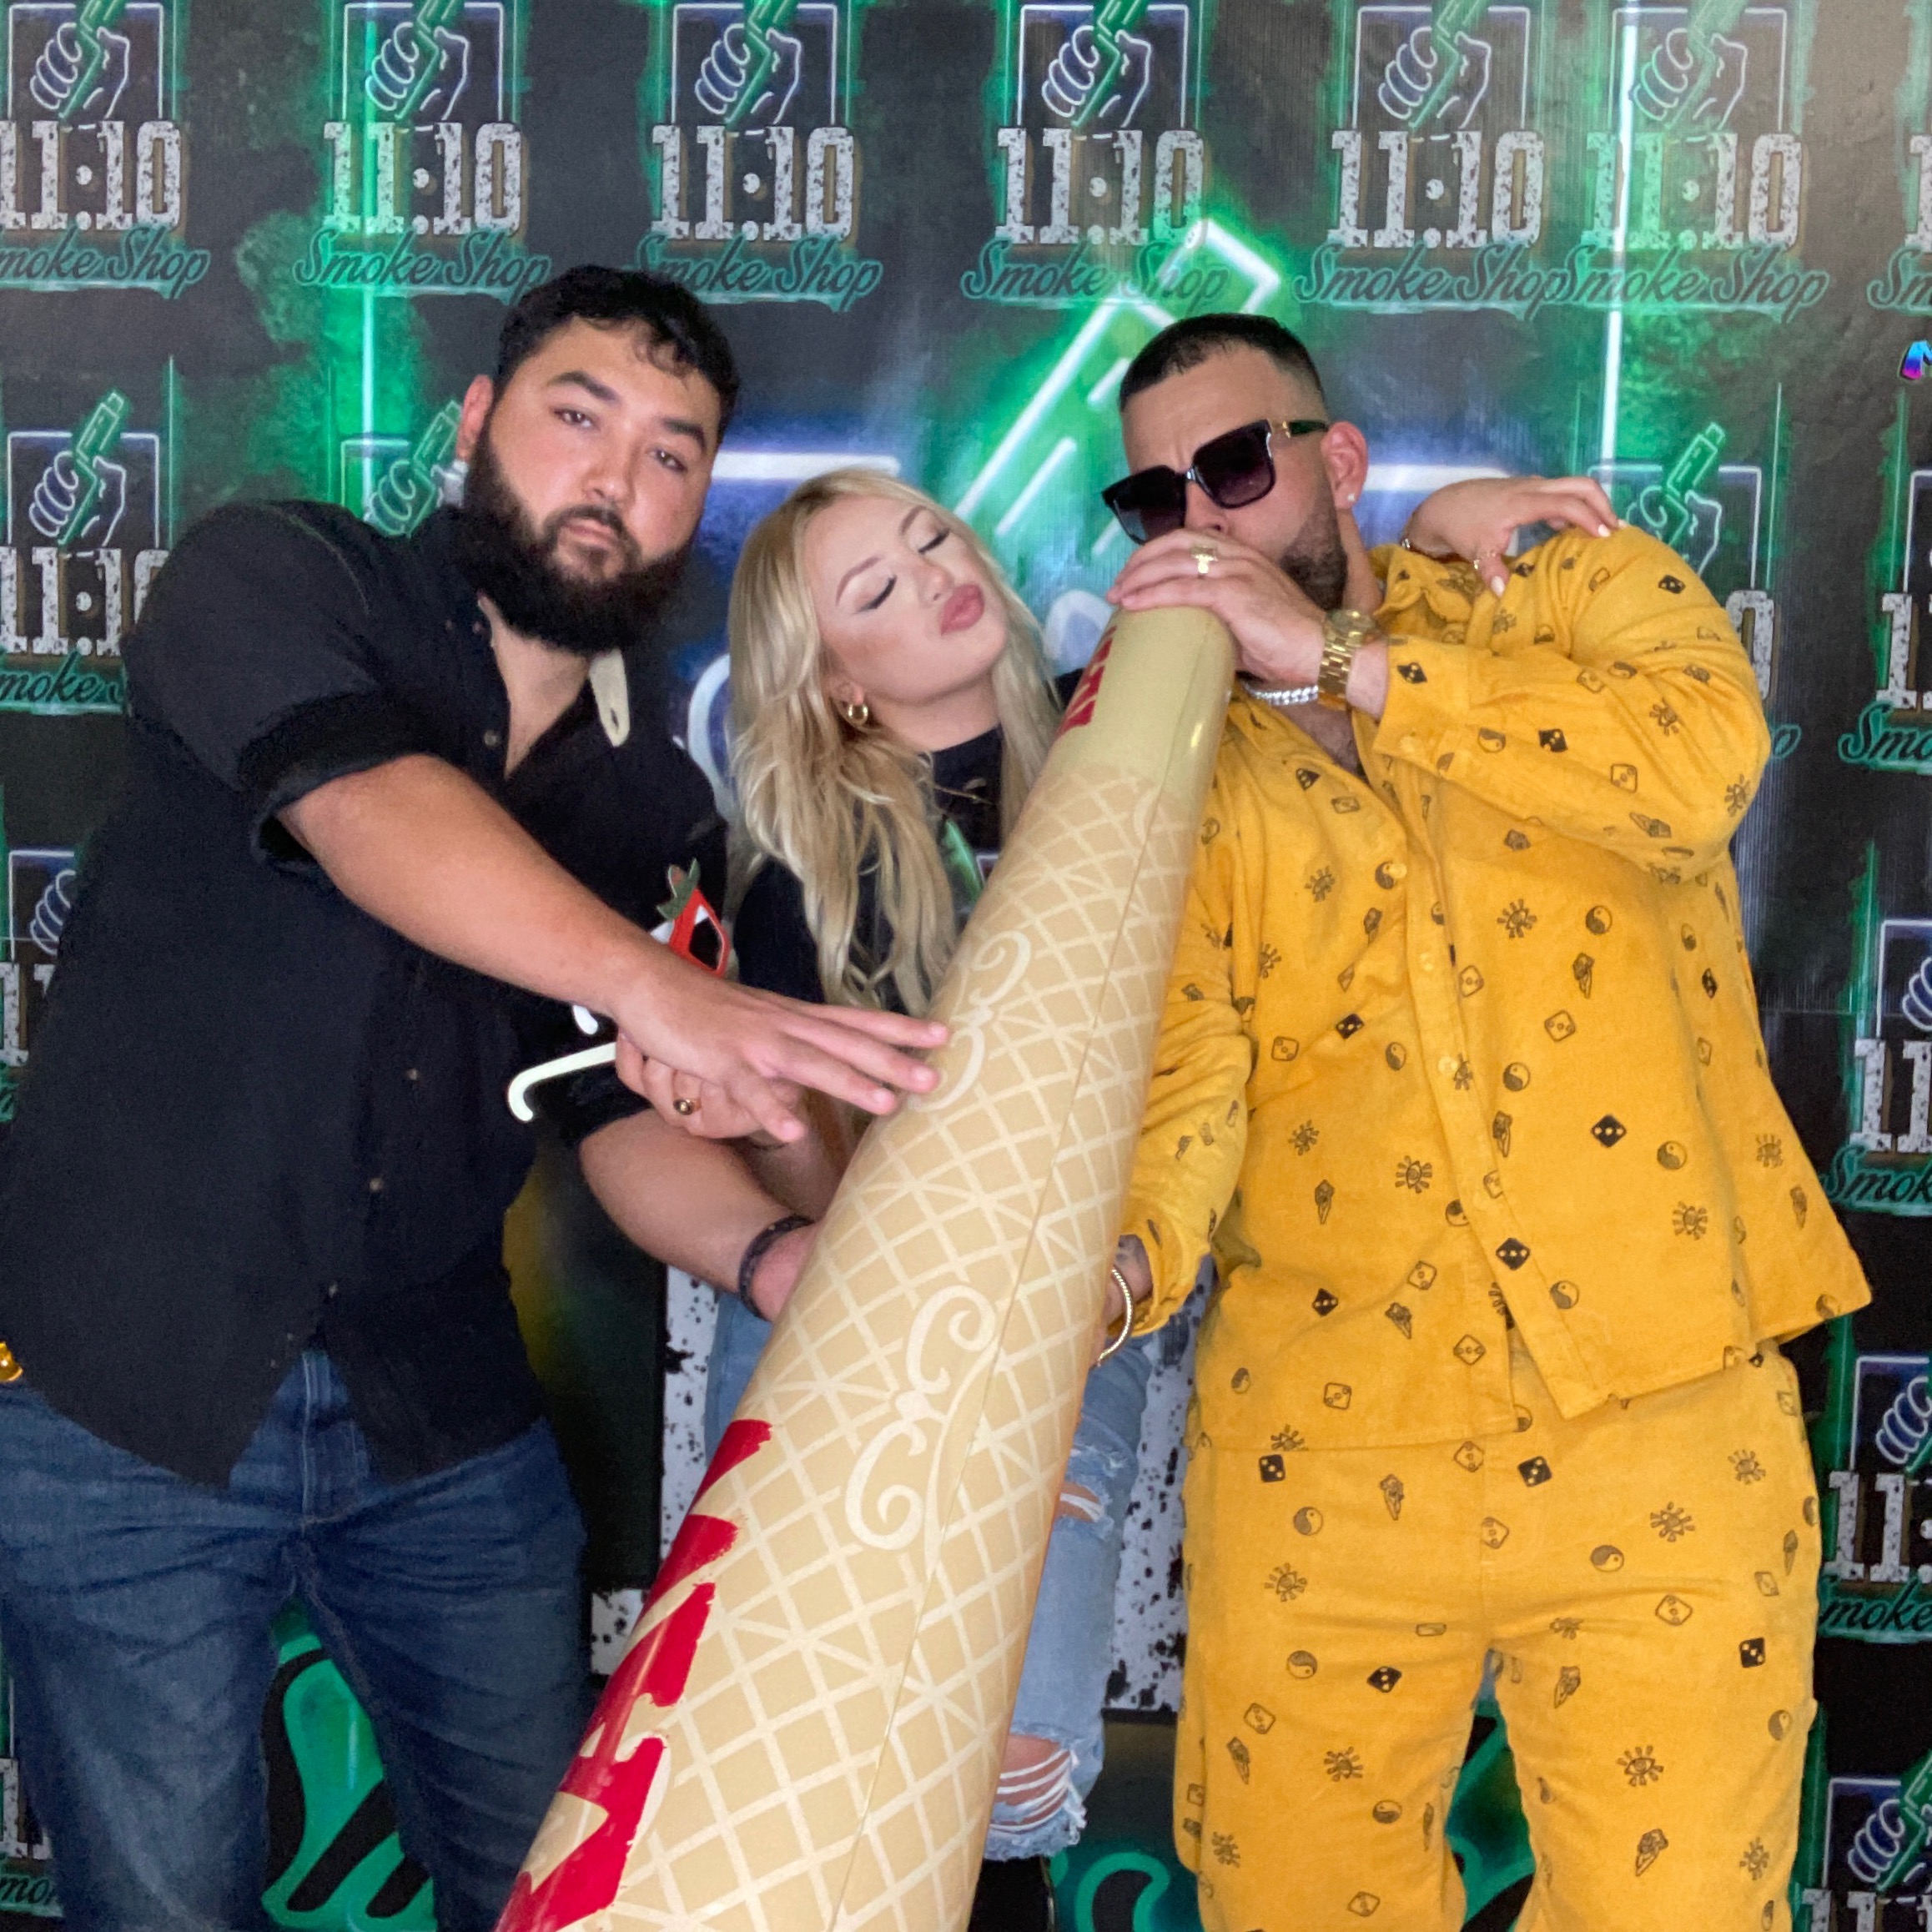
[0, 502, 722, 1486]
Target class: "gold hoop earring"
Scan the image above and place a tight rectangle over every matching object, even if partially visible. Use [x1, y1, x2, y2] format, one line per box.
[839, 697, 871, 728]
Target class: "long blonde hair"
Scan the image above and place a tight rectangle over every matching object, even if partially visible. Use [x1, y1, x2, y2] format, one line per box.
[728, 470, 1061, 1014]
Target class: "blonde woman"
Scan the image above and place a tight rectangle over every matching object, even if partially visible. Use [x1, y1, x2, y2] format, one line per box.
[713, 471, 1122, 1930]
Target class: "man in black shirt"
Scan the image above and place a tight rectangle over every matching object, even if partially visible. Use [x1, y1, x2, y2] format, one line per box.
[0, 268, 940, 1931]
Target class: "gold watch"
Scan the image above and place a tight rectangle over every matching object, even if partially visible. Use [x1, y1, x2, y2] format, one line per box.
[1318, 607, 1381, 710]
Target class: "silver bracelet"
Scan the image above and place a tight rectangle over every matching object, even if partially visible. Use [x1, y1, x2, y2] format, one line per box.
[1241, 679, 1322, 709]
[1097, 1265, 1139, 1361]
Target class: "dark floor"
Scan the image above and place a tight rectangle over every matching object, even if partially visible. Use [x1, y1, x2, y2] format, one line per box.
[3, 1709, 1532, 1930]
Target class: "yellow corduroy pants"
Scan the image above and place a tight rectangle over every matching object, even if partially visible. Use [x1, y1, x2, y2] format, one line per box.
[1175, 1336, 1819, 1932]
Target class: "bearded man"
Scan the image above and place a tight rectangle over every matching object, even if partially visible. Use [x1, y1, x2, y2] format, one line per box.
[0, 268, 939, 1931]
[1104, 314, 1869, 1931]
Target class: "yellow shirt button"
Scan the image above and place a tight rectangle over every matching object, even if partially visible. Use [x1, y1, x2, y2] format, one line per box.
[1438, 1057, 1459, 1075]
[1387, 861, 1407, 880]
[1401, 735, 1421, 755]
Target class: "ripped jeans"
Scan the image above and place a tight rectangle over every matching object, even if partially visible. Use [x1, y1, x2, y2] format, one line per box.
[702, 1287, 1152, 1859]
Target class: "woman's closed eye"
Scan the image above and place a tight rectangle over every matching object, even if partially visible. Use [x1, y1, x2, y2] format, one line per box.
[858, 575, 894, 613]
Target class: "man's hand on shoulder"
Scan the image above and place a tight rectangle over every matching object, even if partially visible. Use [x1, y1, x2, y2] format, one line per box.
[1107, 528, 1326, 687]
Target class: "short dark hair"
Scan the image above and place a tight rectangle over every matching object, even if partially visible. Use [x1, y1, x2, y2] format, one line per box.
[1118, 314, 1326, 413]
[495, 266, 742, 436]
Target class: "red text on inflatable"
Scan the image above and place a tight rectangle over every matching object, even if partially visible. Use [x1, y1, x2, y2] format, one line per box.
[1059, 630, 1114, 731]
[496, 1419, 773, 1930]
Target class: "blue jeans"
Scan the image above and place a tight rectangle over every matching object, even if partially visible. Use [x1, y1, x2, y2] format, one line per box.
[704, 1289, 1150, 1859]
[0, 1354, 590, 1932]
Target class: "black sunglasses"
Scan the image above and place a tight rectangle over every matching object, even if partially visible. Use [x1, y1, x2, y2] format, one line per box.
[1101, 417, 1330, 544]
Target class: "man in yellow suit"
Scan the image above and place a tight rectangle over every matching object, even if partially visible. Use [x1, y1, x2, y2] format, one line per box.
[1104, 314, 1869, 1932]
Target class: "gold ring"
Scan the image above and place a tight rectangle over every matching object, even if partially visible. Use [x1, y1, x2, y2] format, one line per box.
[1192, 545, 1216, 576]
[672, 1095, 697, 1116]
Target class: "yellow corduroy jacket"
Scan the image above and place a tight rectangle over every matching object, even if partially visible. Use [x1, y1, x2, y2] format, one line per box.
[1120, 526, 1869, 1453]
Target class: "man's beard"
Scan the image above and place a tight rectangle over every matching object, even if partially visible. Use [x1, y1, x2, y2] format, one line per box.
[1280, 489, 1351, 613]
[451, 428, 690, 660]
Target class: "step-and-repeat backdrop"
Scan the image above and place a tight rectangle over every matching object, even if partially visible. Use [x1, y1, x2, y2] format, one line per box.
[3, 0, 1931, 1924]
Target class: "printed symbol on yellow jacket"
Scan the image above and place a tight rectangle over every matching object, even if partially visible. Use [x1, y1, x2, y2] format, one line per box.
[1658, 1140, 1688, 1169]
[1459, 964, 1486, 995]
[1503, 830, 1531, 852]
[1291, 1119, 1318, 1151]
[1739, 1638, 1766, 1668]
[1635, 1827, 1670, 1875]
[1245, 1703, 1276, 1733]
[1725, 776, 1752, 813]
[1496, 1238, 1530, 1270]
[1407, 1260, 1438, 1291]
[1307, 864, 1336, 899]
[1791, 1186, 1809, 1227]
[1619, 1744, 1665, 1786]
[1538, 728, 1567, 752]
[1380, 1472, 1406, 1517]
[1551, 1617, 1581, 1638]
[1784, 1529, 1801, 1572]
[1372, 1799, 1403, 1824]
[1480, 1517, 1511, 1548]
[1555, 1665, 1582, 1708]
[1394, 1157, 1432, 1193]
[1631, 812, 1674, 839]
[1499, 898, 1537, 938]
[1549, 1280, 1580, 1310]
[1337, 1009, 1364, 1037]
[1731, 1448, 1766, 1483]
[1741, 1839, 1771, 1880]
[1654, 1593, 1694, 1625]
[1271, 1424, 1305, 1452]
[1323, 1382, 1352, 1410]
[1272, 1035, 1301, 1064]
[1416, 1620, 1447, 1637]
[1265, 1562, 1307, 1602]
[1316, 1180, 1336, 1222]
[1288, 1653, 1319, 1683]
[1367, 1666, 1403, 1693]
[1572, 953, 1596, 998]
[1651, 1501, 1697, 1540]
[1502, 1060, 1532, 1090]
[1768, 1709, 1794, 1739]
[1478, 727, 1507, 752]
[1446, 1199, 1469, 1225]
[1454, 1335, 1487, 1366]
[1231, 1367, 1251, 1392]
[1227, 1737, 1251, 1783]
[1348, 1890, 1381, 1916]
[1312, 1288, 1339, 1316]
[1591, 1543, 1625, 1571]
[1210, 1832, 1240, 1866]
[1324, 1747, 1361, 1779]
[1295, 1507, 1325, 1535]
[1259, 1454, 1285, 1482]
[1650, 700, 1682, 734]
[1381, 1034, 1401, 1065]
[1519, 1456, 1552, 1486]
[1545, 1009, 1577, 1040]
[1754, 1570, 1779, 1596]
[1755, 1134, 1783, 1166]
[1591, 1114, 1627, 1148]
[1672, 1203, 1711, 1239]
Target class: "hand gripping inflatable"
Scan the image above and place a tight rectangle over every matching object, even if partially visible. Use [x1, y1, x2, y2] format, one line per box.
[500, 607, 1234, 1932]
